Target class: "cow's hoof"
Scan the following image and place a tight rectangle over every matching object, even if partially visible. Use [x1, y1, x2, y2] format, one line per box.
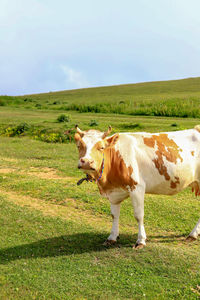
[186, 236, 197, 243]
[134, 243, 145, 250]
[103, 239, 117, 246]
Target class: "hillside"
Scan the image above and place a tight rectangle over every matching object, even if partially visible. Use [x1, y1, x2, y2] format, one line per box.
[25, 76, 200, 103]
[0, 79, 200, 299]
[1, 77, 200, 118]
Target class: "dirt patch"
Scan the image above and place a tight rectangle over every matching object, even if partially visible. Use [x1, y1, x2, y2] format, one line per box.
[0, 188, 113, 232]
[0, 156, 19, 163]
[28, 168, 67, 180]
[0, 168, 17, 174]
[0, 165, 75, 181]
[28, 167, 75, 180]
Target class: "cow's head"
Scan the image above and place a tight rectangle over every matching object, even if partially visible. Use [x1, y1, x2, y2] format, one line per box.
[74, 125, 117, 174]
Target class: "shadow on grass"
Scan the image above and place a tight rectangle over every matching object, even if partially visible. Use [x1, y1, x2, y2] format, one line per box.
[149, 234, 186, 244]
[0, 232, 136, 264]
[0, 232, 190, 264]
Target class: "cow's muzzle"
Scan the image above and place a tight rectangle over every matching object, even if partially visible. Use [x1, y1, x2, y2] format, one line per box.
[78, 158, 95, 171]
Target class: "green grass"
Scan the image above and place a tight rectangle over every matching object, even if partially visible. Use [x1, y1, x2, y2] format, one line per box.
[1, 77, 200, 118]
[0, 132, 200, 299]
[1, 78, 200, 298]
[0, 191, 200, 299]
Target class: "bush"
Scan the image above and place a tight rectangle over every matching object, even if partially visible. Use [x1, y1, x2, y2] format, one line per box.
[1, 122, 71, 144]
[16, 123, 30, 134]
[57, 114, 70, 122]
[35, 103, 42, 109]
[3, 127, 16, 137]
[120, 123, 143, 130]
[35, 132, 67, 143]
[3, 122, 30, 137]
[89, 119, 99, 126]
[24, 98, 33, 102]
[0, 100, 5, 106]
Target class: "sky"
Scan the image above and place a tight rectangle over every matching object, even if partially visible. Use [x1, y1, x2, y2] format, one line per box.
[0, 0, 200, 95]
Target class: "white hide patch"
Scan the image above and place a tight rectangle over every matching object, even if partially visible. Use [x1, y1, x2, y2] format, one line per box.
[82, 130, 103, 160]
[114, 134, 140, 183]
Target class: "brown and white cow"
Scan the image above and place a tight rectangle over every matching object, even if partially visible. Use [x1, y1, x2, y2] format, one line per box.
[75, 125, 200, 248]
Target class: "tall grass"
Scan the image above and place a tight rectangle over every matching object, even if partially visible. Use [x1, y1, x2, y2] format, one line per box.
[1, 77, 200, 118]
[65, 98, 200, 118]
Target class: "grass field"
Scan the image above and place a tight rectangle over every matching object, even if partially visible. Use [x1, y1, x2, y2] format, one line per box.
[0, 78, 200, 299]
[1, 77, 200, 118]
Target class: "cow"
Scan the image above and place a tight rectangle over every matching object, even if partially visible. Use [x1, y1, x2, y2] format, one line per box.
[74, 125, 200, 249]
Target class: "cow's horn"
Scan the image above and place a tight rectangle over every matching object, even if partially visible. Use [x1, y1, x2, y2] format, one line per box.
[102, 125, 112, 139]
[75, 125, 85, 136]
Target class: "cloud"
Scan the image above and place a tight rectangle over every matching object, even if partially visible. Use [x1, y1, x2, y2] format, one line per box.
[60, 65, 89, 89]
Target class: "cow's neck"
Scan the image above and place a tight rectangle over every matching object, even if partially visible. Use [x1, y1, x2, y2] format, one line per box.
[95, 148, 113, 185]
[96, 146, 137, 193]
[95, 153, 105, 182]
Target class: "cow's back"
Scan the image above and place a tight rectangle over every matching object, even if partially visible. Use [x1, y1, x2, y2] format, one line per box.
[115, 129, 200, 195]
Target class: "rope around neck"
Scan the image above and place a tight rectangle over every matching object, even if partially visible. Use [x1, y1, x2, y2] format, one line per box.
[96, 153, 104, 181]
[77, 154, 104, 186]
[86, 153, 104, 183]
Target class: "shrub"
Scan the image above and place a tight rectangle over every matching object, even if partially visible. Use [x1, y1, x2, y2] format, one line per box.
[89, 119, 99, 126]
[3, 122, 30, 137]
[1, 123, 71, 144]
[120, 123, 143, 130]
[24, 98, 33, 102]
[57, 114, 70, 123]
[0, 100, 5, 106]
[16, 123, 30, 134]
[35, 132, 67, 143]
[4, 127, 16, 137]
[35, 103, 42, 109]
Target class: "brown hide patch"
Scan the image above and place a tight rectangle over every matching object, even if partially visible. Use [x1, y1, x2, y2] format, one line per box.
[106, 134, 119, 147]
[90, 134, 120, 173]
[143, 137, 155, 148]
[74, 133, 86, 158]
[190, 181, 200, 196]
[143, 134, 183, 181]
[98, 147, 137, 193]
[191, 151, 195, 156]
[170, 176, 180, 189]
[153, 157, 170, 181]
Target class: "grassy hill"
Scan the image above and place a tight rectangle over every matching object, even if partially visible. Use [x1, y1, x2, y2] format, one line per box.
[0, 78, 200, 298]
[0, 136, 200, 299]
[1, 76, 200, 118]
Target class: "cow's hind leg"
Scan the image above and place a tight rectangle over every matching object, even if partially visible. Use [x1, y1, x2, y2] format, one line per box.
[187, 181, 200, 241]
[187, 218, 200, 241]
[130, 185, 146, 249]
[104, 203, 120, 246]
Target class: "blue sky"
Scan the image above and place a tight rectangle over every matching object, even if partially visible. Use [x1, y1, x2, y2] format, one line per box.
[0, 0, 200, 95]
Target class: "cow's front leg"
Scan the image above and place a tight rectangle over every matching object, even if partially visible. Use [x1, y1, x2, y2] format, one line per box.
[104, 203, 120, 246]
[130, 185, 146, 249]
[187, 218, 200, 242]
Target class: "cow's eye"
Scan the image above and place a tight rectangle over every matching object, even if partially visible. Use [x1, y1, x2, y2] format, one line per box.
[99, 146, 104, 151]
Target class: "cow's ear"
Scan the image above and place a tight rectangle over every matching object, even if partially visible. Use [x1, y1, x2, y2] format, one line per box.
[106, 134, 119, 147]
[102, 125, 112, 139]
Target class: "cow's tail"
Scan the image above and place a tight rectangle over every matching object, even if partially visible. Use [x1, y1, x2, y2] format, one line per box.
[194, 125, 200, 133]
